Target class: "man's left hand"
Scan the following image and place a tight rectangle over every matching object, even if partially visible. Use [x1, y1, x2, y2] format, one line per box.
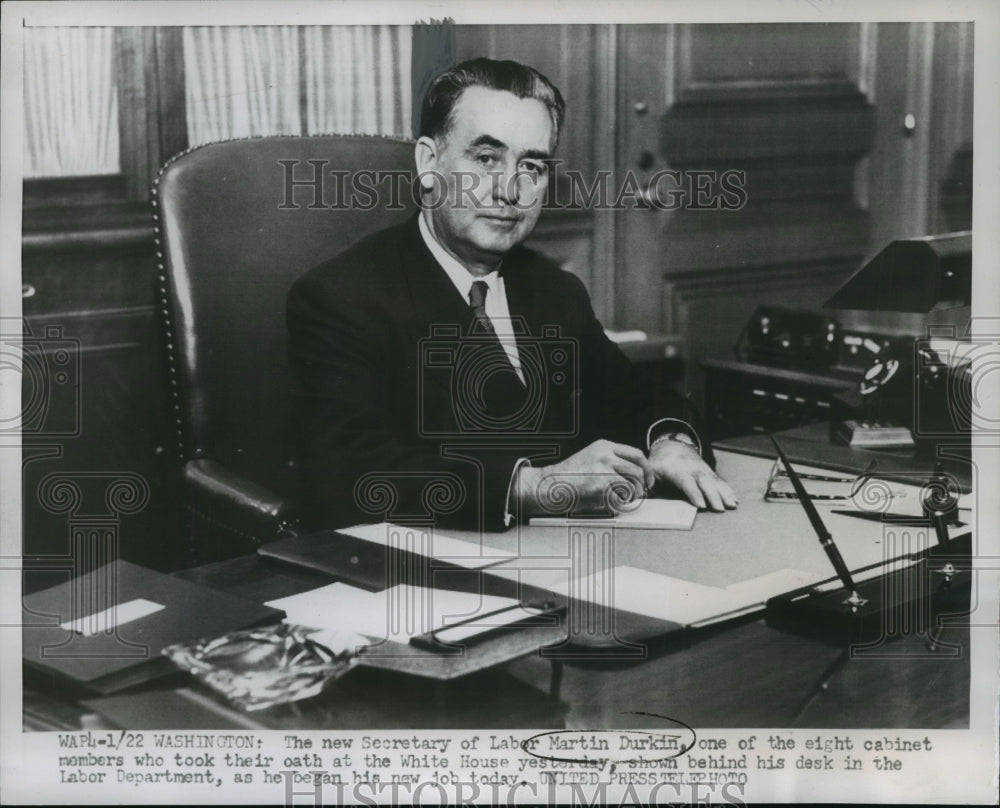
[649, 439, 738, 512]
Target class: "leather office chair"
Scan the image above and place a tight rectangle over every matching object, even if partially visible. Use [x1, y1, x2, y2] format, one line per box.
[154, 135, 418, 564]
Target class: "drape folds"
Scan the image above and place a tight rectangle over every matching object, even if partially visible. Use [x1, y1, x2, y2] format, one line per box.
[184, 25, 412, 146]
[24, 27, 119, 177]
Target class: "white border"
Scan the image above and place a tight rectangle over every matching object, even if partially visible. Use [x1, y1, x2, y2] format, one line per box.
[1, 1, 998, 804]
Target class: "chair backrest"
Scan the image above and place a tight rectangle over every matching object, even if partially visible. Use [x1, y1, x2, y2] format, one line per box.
[155, 135, 418, 499]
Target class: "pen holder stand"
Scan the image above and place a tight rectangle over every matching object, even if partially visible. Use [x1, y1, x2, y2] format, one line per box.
[765, 535, 971, 647]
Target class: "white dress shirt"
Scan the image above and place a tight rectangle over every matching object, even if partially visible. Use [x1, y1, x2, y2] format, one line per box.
[418, 214, 525, 384]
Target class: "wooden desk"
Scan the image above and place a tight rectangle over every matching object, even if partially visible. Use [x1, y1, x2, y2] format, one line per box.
[23, 449, 971, 732]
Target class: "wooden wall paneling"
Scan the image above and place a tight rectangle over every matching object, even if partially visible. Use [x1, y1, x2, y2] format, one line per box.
[680, 23, 859, 89]
[154, 27, 188, 167]
[615, 24, 877, 337]
[863, 22, 935, 249]
[614, 24, 673, 332]
[456, 25, 597, 180]
[929, 22, 974, 233]
[523, 211, 593, 289]
[116, 27, 188, 201]
[115, 28, 155, 202]
[117, 28, 164, 202]
[654, 23, 875, 387]
[454, 26, 603, 309]
[588, 24, 619, 326]
[664, 260, 862, 359]
[850, 21, 972, 335]
[596, 22, 880, 419]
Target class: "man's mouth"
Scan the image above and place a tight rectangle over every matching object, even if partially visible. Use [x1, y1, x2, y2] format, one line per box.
[480, 214, 521, 224]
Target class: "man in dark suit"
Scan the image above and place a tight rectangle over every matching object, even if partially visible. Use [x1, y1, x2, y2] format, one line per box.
[288, 58, 737, 531]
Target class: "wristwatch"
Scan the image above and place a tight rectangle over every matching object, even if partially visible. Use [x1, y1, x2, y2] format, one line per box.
[650, 431, 697, 451]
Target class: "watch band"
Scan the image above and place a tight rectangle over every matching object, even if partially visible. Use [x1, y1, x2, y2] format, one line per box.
[650, 431, 697, 451]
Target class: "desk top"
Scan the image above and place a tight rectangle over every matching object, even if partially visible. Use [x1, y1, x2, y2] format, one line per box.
[24, 447, 972, 732]
[434, 450, 956, 592]
[46, 548, 967, 731]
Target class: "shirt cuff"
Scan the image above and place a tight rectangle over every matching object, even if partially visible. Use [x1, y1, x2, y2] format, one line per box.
[504, 457, 533, 527]
[646, 418, 703, 457]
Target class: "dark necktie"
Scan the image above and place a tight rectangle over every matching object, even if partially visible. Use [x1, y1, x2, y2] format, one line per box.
[468, 280, 496, 336]
[464, 280, 526, 424]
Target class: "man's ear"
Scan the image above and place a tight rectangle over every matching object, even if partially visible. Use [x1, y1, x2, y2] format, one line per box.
[414, 137, 438, 191]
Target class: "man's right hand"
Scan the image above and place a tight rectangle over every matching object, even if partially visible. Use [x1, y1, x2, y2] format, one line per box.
[515, 440, 655, 518]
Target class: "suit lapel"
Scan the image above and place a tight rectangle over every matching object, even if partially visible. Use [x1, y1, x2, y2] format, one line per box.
[395, 215, 475, 327]
[396, 216, 529, 416]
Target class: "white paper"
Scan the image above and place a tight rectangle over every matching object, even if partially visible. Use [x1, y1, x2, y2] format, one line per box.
[550, 566, 744, 626]
[550, 566, 824, 628]
[267, 582, 523, 641]
[614, 498, 698, 529]
[59, 597, 165, 636]
[530, 498, 698, 530]
[338, 522, 516, 568]
[266, 582, 381, 636]
[723, 568, 823, 602]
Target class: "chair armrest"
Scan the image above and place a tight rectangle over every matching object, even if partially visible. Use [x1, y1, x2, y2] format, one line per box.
[183, 459, 300, 555]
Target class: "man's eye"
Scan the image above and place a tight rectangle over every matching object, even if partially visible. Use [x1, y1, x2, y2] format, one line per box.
[476, 154, 498, 167]
[521, 162, 546, 177]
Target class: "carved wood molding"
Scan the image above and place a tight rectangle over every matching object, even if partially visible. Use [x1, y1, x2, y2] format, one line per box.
[661, 202, 869, 275]
[661, 88, 875, 165]
[662, 259, 857, 339]
[665, 259, 855, 299]
[673, 23, 872, 103]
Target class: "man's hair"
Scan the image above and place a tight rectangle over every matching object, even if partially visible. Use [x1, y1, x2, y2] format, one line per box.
[419, 58, 566, 147]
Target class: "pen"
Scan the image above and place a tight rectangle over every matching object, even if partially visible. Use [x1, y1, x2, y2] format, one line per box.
[770, 436, 862, 606]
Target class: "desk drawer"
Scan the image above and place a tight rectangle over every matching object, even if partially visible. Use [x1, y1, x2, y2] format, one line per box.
[22, 249, 156, 317]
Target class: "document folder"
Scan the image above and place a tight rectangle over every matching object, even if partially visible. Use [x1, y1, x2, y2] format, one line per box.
[23, 560, 284, 695]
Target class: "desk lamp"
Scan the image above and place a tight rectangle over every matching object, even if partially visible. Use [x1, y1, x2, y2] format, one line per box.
[824, 231, 970, 313]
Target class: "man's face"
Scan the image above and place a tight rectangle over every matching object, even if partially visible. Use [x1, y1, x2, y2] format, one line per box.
[418, 86, 555, 270]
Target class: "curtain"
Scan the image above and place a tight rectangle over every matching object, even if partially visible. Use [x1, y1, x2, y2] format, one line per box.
[184, 25, 412, 147]
[302, 26, 411, 137]
[23, 27, 119, 177]
[183, 27, 301, 145]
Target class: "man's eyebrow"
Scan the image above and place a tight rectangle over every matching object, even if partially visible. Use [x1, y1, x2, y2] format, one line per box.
[468, 135, 506, 151]
[521, 149, 552, 161]
[467, 135, 552, 161]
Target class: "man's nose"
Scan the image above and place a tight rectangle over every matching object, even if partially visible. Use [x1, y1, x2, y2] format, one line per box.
[491, 162, 522, 206]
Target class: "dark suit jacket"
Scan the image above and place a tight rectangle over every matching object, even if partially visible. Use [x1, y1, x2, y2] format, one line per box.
[287, 215, 712, 531]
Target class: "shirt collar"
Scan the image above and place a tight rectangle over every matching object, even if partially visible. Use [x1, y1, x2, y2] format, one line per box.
[418, 212, 501, 301]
